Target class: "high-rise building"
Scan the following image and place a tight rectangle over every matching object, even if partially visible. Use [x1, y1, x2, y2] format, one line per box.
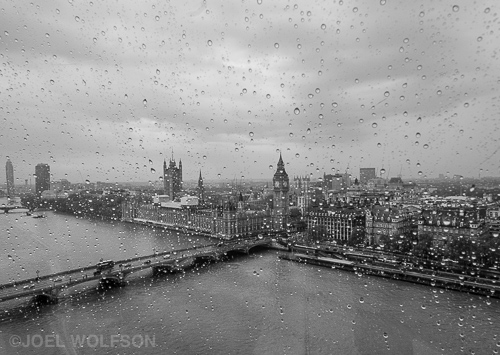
[35, 163, 51, 196]
[359, 168, 376, 184]
[163, 155, 182, 201]
[5, 158, 14, 196]
[273, 153, 289, 231]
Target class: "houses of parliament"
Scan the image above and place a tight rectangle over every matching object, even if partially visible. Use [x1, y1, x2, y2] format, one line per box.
[122, 153, 290, 239]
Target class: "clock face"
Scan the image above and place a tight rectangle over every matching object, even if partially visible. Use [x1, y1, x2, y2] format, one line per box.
[274, 181, 280, 187]
[283, 181, 288, 187]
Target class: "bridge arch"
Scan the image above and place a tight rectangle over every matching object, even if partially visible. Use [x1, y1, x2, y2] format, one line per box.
[32, 293, 58, 305]
[99, 275, 126, 289]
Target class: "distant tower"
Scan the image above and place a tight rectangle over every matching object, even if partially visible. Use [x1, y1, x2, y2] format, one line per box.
[163, 152, 183, 201]
[272, 153, 290, 231]
[197, 170, 205, 203]
[238, 192, 244, 211]
[5, 158, 14, 196]
[35, 163, 50, 196]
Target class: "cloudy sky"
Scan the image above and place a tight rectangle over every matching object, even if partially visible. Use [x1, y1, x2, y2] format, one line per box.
[1, 0, 499, 185]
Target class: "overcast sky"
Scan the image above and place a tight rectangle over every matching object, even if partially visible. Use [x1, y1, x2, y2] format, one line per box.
[1, 0, 499, 185]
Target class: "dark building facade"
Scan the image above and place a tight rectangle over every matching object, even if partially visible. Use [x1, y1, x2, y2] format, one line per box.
[35, 163, 50, 196]
[5, 158, 14, 196]
[306, 207, 365, 243]
[163, 157, 182, 201]
[365, 205, 414, 244]
[359, 168, 376, 185]
[418, 205, 488, 246]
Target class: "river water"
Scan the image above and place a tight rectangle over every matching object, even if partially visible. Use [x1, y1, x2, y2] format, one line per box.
[0, 203, 498, 354]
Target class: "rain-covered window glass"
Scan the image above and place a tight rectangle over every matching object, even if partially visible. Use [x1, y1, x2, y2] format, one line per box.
[0, 1, 499, 354]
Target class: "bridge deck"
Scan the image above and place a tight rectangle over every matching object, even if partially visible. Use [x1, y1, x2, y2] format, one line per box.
[0, 238, 271, 303]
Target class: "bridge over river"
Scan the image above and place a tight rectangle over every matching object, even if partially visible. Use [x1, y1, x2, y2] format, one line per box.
[0, 237, 271, 305]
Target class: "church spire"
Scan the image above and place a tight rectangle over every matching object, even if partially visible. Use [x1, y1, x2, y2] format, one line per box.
[277, 152, 284, 169]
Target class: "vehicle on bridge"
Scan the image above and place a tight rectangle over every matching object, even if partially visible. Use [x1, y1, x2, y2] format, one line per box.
[94, 260, 115, 275]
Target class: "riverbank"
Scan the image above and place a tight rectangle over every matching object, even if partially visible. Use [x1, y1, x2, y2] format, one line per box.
[279, 252, 500, 299]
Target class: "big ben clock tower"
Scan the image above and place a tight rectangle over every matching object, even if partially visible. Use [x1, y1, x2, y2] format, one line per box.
[273, 153, 290, 231]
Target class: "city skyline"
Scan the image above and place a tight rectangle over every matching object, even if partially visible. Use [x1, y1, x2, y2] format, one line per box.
[1, 1, 499, 184]
[0, 155, 496, 189]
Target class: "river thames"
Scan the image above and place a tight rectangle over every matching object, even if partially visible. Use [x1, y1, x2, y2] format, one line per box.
[0, 207, 498, 354]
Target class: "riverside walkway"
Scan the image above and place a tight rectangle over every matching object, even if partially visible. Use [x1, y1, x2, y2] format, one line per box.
[280, 252, 500, 299]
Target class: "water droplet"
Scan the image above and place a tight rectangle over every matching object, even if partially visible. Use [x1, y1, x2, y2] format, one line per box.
[269, 165, 274, 169]
[359, 297, 364, 303]
[332, 102, 338, 108]
[294, 108, 300, 115]
[318, 114, 324, 120]
[143, 99, 147, 107]
[207, 40, 212, 46]
[75, 16, 80, 22]
[380, 0, 386, 5]
[321, 24, 326, 30]
[384, 91, 390, 97]
[150, 168, 156, 174]
[274, 43, 279, 49]
[266, 94, 271, 99]
[295, 153, 300, 158]
[415, 132, 421, 138]
[315, 88, 320, 94]
[372, 122, 378, 128]
[484, 8, 490, 13]
[423, 144, 429, 149]
[463, 102, 469, 108]
[249, 132, 254, 137]
[380, 168, 386, 174]
[452, 5, 459, 12]
[45, 33, 50, 38]
[353, 7, 358, 13]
